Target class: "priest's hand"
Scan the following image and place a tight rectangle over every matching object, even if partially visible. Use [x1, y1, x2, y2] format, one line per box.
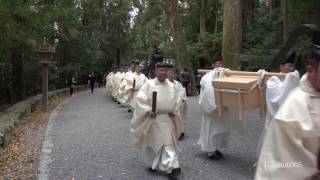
[150, 112, 157, 119]
[168, 112, 175, 117]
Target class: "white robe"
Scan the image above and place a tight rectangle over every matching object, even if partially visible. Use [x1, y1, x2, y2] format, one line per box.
[105, 72, 115, 96]
[130, 78, 181, 173]
[197, 68, 236, 152]
[116, 72, 126, 103]
[257, 71, 300, 154]
[111, 72, 122, 99]
[255, 74, 320, 180]
[121, 71, 135, 105]
[128, 72, 148, 110]
[171, 80, 187, 136]
[265, 70, 300, 129]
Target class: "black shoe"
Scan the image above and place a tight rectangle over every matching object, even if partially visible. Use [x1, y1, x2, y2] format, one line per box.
[167, 174, 179, 180]
[178, 132, 185, 141]
[214, 150, 224, 159]
[167, 168, 181, 180]
[148, 167, 156, 173]
[208, 153, 220, 160]
[128, 109, 132, 113]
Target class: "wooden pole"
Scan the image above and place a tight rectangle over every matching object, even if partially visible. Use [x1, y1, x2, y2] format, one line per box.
[216, 88, 224, 117]
[42, 63, 49, 112]
[197, 69, 287, 78]
[37, 46, 55, 112]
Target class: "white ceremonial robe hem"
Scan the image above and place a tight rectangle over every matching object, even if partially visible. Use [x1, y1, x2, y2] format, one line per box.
[129, 90, 138, 109]
[146, 145, 179, 174]
[197, 112, 230, 152]
[178, 101, 187, 133]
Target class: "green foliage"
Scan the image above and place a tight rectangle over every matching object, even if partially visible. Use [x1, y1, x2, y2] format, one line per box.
[289, 0, 320, 26]
[242, 1, 320, 71]
[242, 6, 283, 70]
[1, 0, 320, 104]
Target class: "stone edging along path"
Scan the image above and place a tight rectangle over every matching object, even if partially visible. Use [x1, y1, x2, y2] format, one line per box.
[0, 85, 89, 153]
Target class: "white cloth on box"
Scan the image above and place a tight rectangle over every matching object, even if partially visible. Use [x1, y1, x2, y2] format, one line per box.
[257, 69, 266, 85]
[255, 74, 320, 180]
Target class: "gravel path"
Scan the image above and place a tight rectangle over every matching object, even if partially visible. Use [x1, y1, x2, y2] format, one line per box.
[38, 87, 263, 180]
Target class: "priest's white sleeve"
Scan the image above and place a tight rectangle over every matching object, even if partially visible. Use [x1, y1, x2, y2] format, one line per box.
[255, 119, 317, 180]
[130, 82, 152, 147]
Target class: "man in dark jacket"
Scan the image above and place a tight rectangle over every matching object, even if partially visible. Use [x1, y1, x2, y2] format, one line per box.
[180, 68, 191, 96]
[88, 73, 95, 93]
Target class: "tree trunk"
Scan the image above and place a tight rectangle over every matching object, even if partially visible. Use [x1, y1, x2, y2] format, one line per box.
[116, 1, 122, 66]
[269, 0, 280, 14]
[164, 0, 190, 70]
[242, 0, 247, 27]
[116, 48, 120, 67]
[62, 42, 68, 66]
[213, 0, 219, 49]
[200, 0, 207, 38]
[281, 0, 288, 43]
[10, 47, 24, 103]
[273, 0, 281, 8]
[222, 0, 242, 69]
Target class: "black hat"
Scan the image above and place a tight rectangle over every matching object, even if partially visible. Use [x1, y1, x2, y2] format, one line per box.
[129, 60, 136, 67]
[111, 64, 118, 69]
[209, 51, 223, 64]
[312, 44, 320, 55]
[281, 50, 295, 65]
[214, 54, 223, 63]
[134, 60, 140, 65]
[136, 61, 144, 67]
[168, 67, 177, 73]
[155, 62, 172, 69]
[306, 44, 320, 62]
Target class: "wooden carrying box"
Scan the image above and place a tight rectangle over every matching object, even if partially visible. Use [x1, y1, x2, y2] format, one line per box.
[212, 76, 266, 120]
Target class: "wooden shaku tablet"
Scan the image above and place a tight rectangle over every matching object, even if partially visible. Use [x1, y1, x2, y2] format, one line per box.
[152, 91, 157, 113]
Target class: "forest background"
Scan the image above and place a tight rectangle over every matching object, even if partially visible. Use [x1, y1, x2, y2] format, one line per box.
[0, 0, 319, 106]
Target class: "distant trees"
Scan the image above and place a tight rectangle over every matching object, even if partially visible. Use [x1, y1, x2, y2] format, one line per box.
[222, 0, 242, 69]
[164, 0, 190, 69]
[1, 0, 320, 105]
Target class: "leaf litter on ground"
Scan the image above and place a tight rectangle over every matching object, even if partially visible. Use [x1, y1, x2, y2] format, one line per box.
[0, 95, 71, 179]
